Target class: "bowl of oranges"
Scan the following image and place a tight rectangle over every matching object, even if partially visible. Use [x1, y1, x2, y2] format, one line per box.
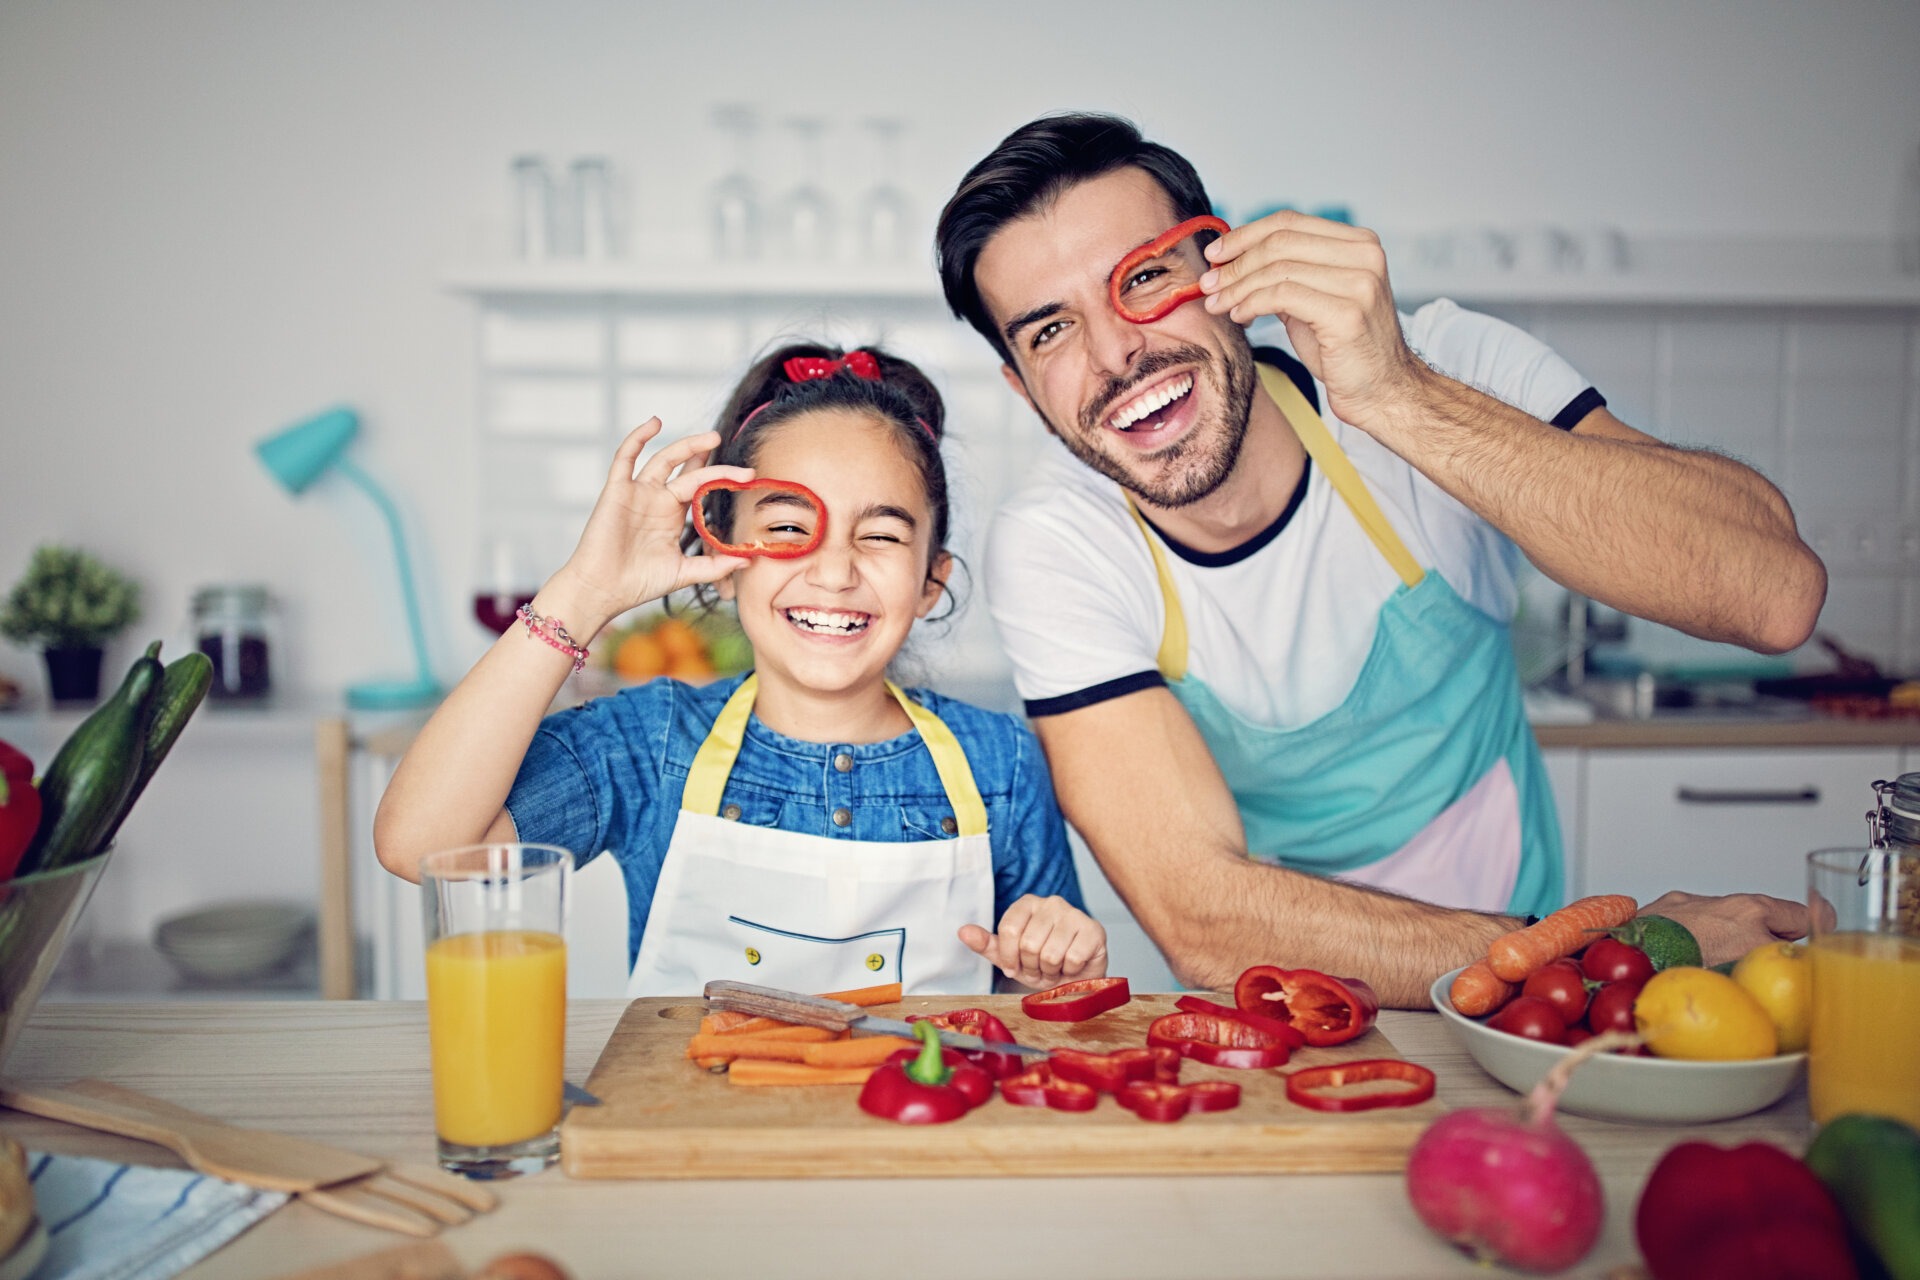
[606, 611, 753, 686]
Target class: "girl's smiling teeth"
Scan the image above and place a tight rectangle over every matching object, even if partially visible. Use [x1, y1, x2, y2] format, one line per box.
[1108, 373, 1194, 431]
[785, 607, 871, 635]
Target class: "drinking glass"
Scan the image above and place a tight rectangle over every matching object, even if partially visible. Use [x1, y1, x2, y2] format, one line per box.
[1806, 846, 1920, 1130]
[471, 535, 538, 635]
[707, 104, 761, 261]
[421, 843, 571, 1179]
[775, 116, 835, 263]
[510, 156, 555, 261]
[564, 156, 614, 260]
[857, 117, 912, 264]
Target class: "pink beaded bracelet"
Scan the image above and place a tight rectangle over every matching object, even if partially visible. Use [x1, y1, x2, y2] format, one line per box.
[516, 603, 589, 675]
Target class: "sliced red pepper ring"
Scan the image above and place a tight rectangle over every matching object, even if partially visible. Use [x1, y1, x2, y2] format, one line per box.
[907, 1008, 1022, 1080]
[1174, 995, 1308, 1050]
[999, 1061, 1099, 1113]
[1284, 1059, 1435, 1113]
[1109, 214, 1231, 325]
[1233, 965, 1381, 1047]
[690, 477, 827, 560]
[1115, 1080, 1243, 1123]
[1050, 1046, 1181, 1093]
[1146, 1012, 1293, 1070]
[1019, 976, 1131, 1023]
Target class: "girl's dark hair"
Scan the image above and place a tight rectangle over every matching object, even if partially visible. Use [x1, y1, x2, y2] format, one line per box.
[680, 341, 957, 611]
[936, 112, 1213, 364]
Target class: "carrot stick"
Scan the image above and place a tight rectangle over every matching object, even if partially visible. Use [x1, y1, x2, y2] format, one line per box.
[685, 1033, 825, 1063]
[1487, 894, 1639, 982]
[699, 1010, 763, 1035]
[728, 1059, 876, 1087]
[694, 1056, 729, 1070]
[1449, 958, 1521, 1017]
[707, 1019, 838, 1041]
[799, 1036, 918, 1068]
[815, 982, 902, 1007]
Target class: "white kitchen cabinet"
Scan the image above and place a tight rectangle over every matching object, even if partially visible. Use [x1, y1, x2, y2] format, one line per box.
[1540, 748, 1584, 899]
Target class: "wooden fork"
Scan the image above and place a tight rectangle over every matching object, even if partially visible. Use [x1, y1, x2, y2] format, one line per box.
[0, 1079, 497, 1237]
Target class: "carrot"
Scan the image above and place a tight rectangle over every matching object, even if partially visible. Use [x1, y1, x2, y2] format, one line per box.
[704, 1018, 836, 1041]
[1487, 894, 1639, 982]
[727, 1059, 876, 1087]
[1449, 958, 1520, 1017]
[816, 982, 902, 1007]
[694, 1056, 729, 1071]
[799, 1036, 918, 1068]
[685, 1031, 848, 1063]
[699, 1010, 763, 1035]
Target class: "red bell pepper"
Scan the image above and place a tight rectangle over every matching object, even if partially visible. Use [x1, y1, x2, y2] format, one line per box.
[1233, 965, 1381, 1047]
[1109, 214, 1232, 325]
[906, 1007, 1022, 1080]
[1114, 1080, 1242, 1123]
[0, 741, 41, 883]
[690, 477, 827, 560]
[857, 1021, 993, 1124]
[1146, 1011, 1294, 1070]
[1174, 995, 1308, 1050]
[1050, 1046, 1181, 1094]
[999, 1060, 1099, 1113]
[1284, 1059, 1435, 1112]
[1635, 1141, 1858, 1280]
[1019, 976, 1130, 1023]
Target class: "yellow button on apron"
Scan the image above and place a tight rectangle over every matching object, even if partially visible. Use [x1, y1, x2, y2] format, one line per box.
[832, 807, 852, 827]
[865, 953, 885, 971]
[744, 948, 761, 965]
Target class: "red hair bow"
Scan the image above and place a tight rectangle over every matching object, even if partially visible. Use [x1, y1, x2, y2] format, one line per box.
[783, 350, 880, 383]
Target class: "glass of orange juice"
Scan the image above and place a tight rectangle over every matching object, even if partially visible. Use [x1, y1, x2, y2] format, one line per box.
[420, 843, 570, 1179]
[1806, 846, 1920, 1130]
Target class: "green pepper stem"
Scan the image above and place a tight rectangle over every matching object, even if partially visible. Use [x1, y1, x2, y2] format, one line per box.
[903, 1019, 953, 1087]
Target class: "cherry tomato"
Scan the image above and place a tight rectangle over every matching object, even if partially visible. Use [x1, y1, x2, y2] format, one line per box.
[1565, 1025, 1594, 1047]
[1585, 978, 1646, 1034]
[1580, 937, 1655, 985]
[1486, 995, 1569, 1044]
[1521, 958, 1591, 1025]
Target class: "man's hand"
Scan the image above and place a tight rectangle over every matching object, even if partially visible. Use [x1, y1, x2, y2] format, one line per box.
[1637, 890, 1810, 967]
[958, 895, 1108, 990]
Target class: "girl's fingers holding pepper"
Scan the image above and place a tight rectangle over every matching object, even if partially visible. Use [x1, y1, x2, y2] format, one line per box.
[610, 417, 667, 481]
[665, 462, 757, 506]
[633, 429, 725, 485]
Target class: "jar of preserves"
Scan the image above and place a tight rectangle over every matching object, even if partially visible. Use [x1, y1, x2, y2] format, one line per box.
[192, 584, 275, 701]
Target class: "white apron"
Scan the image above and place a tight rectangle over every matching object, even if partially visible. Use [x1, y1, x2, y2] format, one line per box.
[626, 674, 996, 996]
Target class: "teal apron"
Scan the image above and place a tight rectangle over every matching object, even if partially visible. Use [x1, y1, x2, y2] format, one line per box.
[1124, 363, 1562, 916]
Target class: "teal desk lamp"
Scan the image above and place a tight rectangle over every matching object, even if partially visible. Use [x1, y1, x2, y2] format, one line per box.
[256, 406, 443, 710]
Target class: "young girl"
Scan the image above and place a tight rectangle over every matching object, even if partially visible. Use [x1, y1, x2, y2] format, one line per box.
[374, 343, 1106, 996]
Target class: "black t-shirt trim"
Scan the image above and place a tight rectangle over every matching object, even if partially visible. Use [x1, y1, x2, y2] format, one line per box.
[1552, 387, 1606, 431]
[1025, 670, 1166, 718]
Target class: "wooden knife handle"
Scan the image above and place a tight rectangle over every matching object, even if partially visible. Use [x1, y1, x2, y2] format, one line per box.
[702, 981, 862, 1030]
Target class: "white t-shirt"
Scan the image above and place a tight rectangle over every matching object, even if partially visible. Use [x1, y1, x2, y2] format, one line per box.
[986, 300, 1600, 727]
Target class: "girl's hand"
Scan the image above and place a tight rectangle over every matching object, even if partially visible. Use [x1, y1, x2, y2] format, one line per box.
[958, 895, 1108, 989]
[546, 419, 754, 635]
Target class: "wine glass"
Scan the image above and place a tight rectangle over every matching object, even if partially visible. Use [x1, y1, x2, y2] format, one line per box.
[471, 535, 539, 635]
[775, 116, 836, 263]
[707, 104, 761, 262]
[857, 117, 912, 264]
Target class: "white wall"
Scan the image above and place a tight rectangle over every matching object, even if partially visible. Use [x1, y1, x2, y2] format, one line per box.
[3, 0, 1920, 695]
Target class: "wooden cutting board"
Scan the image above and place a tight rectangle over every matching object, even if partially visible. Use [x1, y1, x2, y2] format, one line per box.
[560, 992, 1439, 1179]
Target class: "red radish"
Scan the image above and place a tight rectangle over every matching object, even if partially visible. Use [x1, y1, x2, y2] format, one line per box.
[1405, 1031, 1636, 1274]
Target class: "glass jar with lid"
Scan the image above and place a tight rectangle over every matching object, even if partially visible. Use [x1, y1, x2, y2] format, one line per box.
[193, 584, 275, 701]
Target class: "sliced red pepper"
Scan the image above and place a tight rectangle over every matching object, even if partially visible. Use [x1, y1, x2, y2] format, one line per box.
[907, 1008, 1022, 1080]
[1284, 1059, 1435, 1112]
[1174, 995, 1308, 1050]
[1050, 1046, 1181, 1094]
[857, 1021, 993, 1124]
[1233, 965, 1381, 1047]
[0, 741, 42, 883]
[999, 1060, 1099, 1113]
[1146, 1012, 1293, 1070]
[690, 477, 827, 560]
[1019, 977, 1130, 1023]
[1109, 214, 1231, 325]
[1114, 1080, 1243, 1123]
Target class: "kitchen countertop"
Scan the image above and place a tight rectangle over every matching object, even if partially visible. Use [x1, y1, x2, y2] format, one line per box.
[0, 1000, 1811, 1279]
[1533, 711, 1920, 749]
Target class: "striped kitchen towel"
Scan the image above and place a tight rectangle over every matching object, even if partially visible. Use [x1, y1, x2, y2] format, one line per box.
[28, 1151, 288, 1280]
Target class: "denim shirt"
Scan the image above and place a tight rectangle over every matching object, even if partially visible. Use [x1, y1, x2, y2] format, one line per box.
[505, 672, 1083, 968]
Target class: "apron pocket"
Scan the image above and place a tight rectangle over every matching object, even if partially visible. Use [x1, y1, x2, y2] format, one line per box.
[899, 805, 961, 841]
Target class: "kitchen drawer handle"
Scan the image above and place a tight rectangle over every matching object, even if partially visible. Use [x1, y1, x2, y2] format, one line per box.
[1675, 786, 1821, 806]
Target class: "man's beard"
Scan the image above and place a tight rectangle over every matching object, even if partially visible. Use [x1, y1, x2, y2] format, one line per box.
[1057, 339, 1258, 510]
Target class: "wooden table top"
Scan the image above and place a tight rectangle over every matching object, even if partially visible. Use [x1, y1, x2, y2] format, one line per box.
[0, 1000, 1811, 1279]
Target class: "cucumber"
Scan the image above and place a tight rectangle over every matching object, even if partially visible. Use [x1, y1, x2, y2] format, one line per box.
[16, 641, 163, 876]
[97, 650, 213, 850]
[1805, 1113, 1920, 1280]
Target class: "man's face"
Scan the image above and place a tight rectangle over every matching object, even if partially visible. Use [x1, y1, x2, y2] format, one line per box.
[973, 167, 1255, 509]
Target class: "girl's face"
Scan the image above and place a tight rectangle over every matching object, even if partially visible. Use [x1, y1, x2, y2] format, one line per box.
[720, 408, 949, 702]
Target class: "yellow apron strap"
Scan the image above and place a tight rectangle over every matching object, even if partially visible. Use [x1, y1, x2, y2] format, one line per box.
[1123, 498, 1190, 682]
[682, 673, 759, 815]
[887, 682, 990, 838]
[1258, 364, 1425, 590]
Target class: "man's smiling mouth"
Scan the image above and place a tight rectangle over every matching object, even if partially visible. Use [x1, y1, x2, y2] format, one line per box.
[784, 608, 870, 635]
[1107, 373, 1194, 432]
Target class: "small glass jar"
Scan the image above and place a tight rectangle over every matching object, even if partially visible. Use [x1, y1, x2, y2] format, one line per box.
[193, 584, 275, 701]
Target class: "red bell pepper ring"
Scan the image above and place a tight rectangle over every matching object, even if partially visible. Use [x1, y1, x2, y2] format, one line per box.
[1114, 1080, 1243, 1123]
[1109, 214, 1231, 325]
[1233, 965, 1381, 1047]
[999, 1060, 1099, 1113]
[907, 1008, 1022, 1080]
[857, 1020, 993, 1124]
[1019, 976, 1130, 1023]
[1146, 1011, 1294, 1070]
[0, 741, 42, 884]
[1049, 1046, 1181, 1094]
[689, 477, 827, 560]
[1174, 995, 1308, 1050]
[1284, 1059, 1435, 1113]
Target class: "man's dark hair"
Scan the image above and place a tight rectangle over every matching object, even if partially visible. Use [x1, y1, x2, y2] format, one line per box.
[936, 112, 1213, 363]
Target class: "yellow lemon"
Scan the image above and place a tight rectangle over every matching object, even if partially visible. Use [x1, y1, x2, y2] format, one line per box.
[1633, 966, 1778, 1060]
[1731, 941, 1812, 1053]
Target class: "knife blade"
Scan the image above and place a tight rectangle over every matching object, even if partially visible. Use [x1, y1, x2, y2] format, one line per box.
[702, 980, 1050, 1057]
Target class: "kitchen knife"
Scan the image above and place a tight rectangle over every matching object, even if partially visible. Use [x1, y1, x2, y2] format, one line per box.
[703, 980, 1050, 1057]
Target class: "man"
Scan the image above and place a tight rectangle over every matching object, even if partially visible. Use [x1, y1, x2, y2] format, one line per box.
[936, 113, 1826, 1006]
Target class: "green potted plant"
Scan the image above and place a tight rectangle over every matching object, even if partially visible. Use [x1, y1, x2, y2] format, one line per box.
[0, 545, 141, 703]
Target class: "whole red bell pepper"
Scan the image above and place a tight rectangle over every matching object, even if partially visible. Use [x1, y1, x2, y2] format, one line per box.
[690, 478, 828, 560]
[907, 1007, 1022, 1080]
[1284, 1059, 1435, 1112]
[0, 740, 41, 884]
[857, 1020, 993, 1125]
[1635, 1141, 1858, 1280]
[1109, 215, 1232, 325]
[1114, 1080, 1242, 1123]
[1146, 1011, 1294, 1070]
[1174, 995, 1308, 1050]
[1019, 976, 1130, 1023]
[999, 1060, 1099, 1113]
[1050, 1046, 1181, 1094]
[1233, 965, 1380, 1047]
